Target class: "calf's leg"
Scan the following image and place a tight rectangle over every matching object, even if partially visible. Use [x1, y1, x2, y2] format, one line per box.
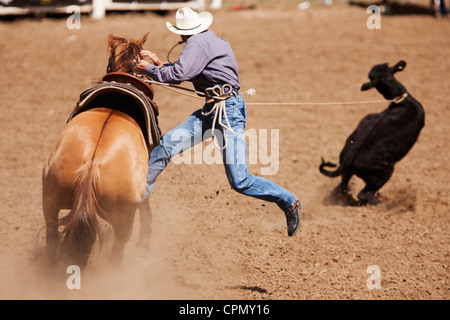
[358, 166, 394, 205]
[332, 172, 360, 206]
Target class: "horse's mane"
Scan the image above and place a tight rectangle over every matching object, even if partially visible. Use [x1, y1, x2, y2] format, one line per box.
[108, 36, 142, 74]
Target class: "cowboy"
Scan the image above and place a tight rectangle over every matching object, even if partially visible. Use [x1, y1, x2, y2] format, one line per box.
[137, 7, 301, 237]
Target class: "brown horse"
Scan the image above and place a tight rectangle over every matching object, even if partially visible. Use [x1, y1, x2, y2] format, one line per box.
[42, 33, 153, 269]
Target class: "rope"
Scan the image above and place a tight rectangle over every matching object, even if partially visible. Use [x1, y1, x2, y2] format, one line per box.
[201, 84, 236, 150]
[133, 75, 409, 153]
[247, 100, 390, 106]
[137, 76, 400, 106]
[167, 41, 185, 64]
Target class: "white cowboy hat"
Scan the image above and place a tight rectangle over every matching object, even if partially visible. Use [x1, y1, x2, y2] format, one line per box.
[166, 7, 213, 36]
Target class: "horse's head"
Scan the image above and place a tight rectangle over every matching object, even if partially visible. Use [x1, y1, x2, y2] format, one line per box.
[106, 32, 149, 74]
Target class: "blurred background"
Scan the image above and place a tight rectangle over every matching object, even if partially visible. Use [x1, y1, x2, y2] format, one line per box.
[0, 0, 448, 17]
[1, 0, 448, 301]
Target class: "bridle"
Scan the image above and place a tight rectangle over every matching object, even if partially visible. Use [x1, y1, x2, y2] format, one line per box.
[107, 42, 141, 74]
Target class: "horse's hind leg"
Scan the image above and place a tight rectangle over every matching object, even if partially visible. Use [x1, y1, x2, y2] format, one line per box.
[109, 205, 136, 265]
[137, 200, 152, 250]
[42, 201, 60, 265]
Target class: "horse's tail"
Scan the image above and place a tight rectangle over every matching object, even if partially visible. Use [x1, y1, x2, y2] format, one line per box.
[58, 162, 103, 269]
[319, 157, 344, 178]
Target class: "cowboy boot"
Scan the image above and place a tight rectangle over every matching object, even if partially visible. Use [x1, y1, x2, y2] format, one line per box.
[285, 200, 301, 237]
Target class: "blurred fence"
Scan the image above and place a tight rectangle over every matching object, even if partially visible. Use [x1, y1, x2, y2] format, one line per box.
[0, 0, 206, 17]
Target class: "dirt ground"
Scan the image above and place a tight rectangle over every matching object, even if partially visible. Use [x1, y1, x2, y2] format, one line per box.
[0, 2, 449, 300]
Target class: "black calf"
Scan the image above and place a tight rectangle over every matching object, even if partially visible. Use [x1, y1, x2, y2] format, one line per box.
[320, 60, 425, 205]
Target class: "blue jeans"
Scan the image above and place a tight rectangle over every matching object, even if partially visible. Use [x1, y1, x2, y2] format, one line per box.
[144, 94, 298, 213]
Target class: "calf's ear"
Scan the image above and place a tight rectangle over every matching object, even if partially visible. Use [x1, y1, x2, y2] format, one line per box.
[361, 81, 375, 91]
[390, 60, 406, 74]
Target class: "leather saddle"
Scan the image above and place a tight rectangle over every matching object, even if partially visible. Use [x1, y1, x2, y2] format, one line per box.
[68, 72, 161, 153]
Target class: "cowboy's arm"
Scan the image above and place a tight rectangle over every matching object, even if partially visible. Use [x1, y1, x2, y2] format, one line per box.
[141, 41, 208, 84]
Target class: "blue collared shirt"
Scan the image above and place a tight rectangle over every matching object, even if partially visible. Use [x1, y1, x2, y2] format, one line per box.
[144, 30, 240, 93]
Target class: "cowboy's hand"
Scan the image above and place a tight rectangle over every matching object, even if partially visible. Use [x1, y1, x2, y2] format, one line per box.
[136, 60, 150, 73]
[140, 50, 163, 66]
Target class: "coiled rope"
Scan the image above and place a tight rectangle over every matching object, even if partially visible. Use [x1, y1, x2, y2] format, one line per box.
[202, 84, 236, 150]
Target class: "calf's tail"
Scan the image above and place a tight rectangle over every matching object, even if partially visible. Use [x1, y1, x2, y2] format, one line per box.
[319, 157, 343, 178]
